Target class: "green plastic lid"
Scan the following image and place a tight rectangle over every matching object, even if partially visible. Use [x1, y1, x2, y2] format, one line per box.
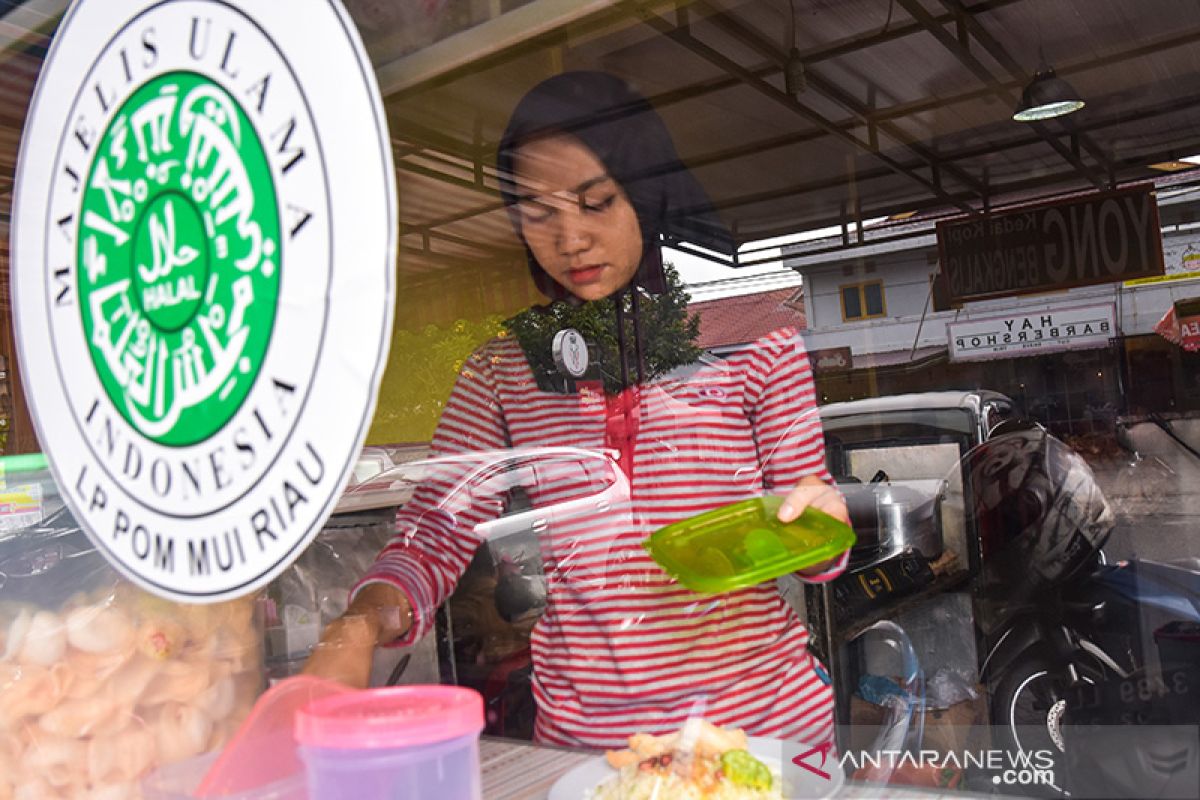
[0, 453, 49, 474]
[643, 495, 856, 594]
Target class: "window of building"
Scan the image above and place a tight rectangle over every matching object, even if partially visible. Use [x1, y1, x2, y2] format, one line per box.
[839, 281, 886, 321]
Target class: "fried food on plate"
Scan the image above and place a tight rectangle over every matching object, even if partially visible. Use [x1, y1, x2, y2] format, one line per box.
[595, 719, 780, 800]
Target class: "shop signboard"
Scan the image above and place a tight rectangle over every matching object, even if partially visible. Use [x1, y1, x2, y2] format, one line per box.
[934, 185, 1164, 310]
[1124, 242, 1200, 287]
[1156, 297, 1200, 352]
[10, 0, 396, 602]
[947, 304, 1116, 362]
[809, 346, 853, 373]
[1183, 313, 1200, 351]
[1123, 269, 1200, 288]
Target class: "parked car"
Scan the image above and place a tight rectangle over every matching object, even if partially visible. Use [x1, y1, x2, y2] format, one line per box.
[819, 390, 1018, 575]
[812, 390, 1028, 760]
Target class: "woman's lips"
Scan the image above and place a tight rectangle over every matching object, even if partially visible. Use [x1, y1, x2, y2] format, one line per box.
[566, 265, 606, 284]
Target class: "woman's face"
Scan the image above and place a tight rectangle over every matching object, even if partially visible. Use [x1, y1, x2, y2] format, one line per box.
[513, 133, 644, 301]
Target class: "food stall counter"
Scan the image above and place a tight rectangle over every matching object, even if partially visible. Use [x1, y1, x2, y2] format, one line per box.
[478, 737, 995, 800]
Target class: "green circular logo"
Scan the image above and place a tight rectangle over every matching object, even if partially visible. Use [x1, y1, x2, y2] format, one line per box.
[77, 71, 280, 447]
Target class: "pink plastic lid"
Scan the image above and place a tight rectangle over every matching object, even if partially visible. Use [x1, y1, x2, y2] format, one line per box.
[294, 685, 484, 749]
[198, 675, 351, 796]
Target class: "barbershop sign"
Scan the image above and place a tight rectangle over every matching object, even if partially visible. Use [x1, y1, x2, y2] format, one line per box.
[935, 185, 1164, 310]
[11, 0, 395, 601]
[948, 304, 1116, 362]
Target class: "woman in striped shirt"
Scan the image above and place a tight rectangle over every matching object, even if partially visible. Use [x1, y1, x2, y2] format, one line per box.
[305, 72, 850, 751]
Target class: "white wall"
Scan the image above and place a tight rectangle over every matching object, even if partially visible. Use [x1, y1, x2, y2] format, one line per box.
[790, 227, 1200, 357]
[804, 252, 933, 330]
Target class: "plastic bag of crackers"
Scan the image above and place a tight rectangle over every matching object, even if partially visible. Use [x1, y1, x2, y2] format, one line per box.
[0, 505, 264, 800]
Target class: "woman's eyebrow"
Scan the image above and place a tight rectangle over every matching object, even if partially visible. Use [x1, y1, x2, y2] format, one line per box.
[517, 175, 614, 204]
[572, 175, 613, 195]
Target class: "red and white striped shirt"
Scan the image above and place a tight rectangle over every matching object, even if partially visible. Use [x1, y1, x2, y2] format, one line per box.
[357, 326, 844, 749]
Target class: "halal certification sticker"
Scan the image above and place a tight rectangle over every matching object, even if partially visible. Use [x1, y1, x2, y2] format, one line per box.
[12, 0, 395, 603]
[79, 71, 282, 447]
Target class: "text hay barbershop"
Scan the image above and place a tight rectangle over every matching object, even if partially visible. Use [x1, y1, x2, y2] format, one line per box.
[71, 433, 328, 580]
[954, 313, 1112, 352]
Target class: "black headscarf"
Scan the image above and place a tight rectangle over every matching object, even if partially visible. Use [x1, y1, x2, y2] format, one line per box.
[497, 71, 733, 302]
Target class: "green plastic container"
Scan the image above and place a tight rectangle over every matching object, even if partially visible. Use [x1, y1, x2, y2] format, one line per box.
[643, 496, 856, 594]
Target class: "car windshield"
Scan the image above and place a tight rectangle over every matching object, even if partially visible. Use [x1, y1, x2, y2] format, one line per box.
[821, 408, 975, 483]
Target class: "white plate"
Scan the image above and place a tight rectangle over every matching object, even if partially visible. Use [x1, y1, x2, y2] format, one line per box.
[548, 736, 845, 800]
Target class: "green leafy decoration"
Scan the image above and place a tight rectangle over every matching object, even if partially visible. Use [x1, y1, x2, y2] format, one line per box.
[504, 264, 702, 394]
[366, 265, 702, 444]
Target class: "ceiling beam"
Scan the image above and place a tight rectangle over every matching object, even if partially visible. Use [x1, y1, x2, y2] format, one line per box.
[397, 159, 494, 196]
[384, 0, 1200, 248]
[400, 79, 1200, 245]
[400, 226, 521, 258]
[747, 143, 1200, 249]
[389, 117, 490, 161]
[399, 198, 506, 236]
[894, 0, 1105, 190]
[934, 0, 1112, 172]
[378, 0, 628, 99]
[388, 0, 1030, 172]
[691, 0, 987, 201]
[693, 88, 1200, 225]
[398, 19, 1200, 186]
[638, 0, 1023, 106]
[376, 0, 1020, 100]
[793, 0, 1023, 66]
[855, 24, 1200, 131]
[628, 2, 976, 214]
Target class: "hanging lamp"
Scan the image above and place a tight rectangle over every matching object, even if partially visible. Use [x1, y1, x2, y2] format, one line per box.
[1012, 67, 1085, 122]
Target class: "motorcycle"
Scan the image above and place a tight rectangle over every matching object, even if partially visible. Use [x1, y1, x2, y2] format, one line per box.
[969, 427, 1200, 797]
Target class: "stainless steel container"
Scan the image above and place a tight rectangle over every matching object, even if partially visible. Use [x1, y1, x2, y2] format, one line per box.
[840, 479, 946, 570]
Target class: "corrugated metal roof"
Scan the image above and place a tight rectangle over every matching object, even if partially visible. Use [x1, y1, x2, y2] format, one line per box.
[6, 0, 1200, 293]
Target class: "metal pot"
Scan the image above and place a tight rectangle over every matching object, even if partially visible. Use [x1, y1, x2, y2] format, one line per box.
[839, 479, 946, 570]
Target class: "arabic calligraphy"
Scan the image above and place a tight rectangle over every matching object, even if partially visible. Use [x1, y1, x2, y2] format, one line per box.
[77, 72, 281, 446]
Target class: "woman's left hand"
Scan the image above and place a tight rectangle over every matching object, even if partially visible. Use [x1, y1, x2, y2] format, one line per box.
[777, 474, 850, 526]
[777, 475, 850, 578]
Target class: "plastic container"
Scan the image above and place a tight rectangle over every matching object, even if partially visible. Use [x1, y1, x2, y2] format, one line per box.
[0, 454, 265, 797]
[294, 685, 484, 800]
[143, 676, 350, 798]
[191, 675, 349, 796]
[143, 751, 306, 800]
[644, 495, 855, 593]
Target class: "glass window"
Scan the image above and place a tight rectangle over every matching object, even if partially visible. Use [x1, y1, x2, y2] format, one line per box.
[864, 283, 885, 316]
[840, 281, 886, 321]
[7, 0, 1200, 775]
[841, 285, 862, 320]
[822, 408, 976, 481]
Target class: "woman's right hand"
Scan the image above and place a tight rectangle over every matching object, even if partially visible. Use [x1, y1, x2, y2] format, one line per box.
[301, 583, 413, 689]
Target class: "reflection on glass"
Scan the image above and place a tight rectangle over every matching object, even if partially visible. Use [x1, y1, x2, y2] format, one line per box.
[308, 72, 852, 755]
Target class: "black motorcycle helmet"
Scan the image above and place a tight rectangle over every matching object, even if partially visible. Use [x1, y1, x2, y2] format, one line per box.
[963, 426, 1114, 594]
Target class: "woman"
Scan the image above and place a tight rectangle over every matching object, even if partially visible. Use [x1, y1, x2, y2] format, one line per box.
[305, 71, 850, 750]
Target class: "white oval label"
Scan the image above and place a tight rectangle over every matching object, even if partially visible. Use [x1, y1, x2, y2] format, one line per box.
[552, 328, 590, 378]
[11, 0, 395, 602]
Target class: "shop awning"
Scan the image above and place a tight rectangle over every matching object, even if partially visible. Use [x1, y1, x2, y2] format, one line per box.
[850, 346, 949, 371]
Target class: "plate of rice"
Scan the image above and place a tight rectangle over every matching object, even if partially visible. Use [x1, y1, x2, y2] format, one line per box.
[548, 721, 844, 800]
